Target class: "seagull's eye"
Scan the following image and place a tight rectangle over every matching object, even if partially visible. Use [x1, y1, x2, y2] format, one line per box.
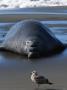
[26, 41, 29, 44]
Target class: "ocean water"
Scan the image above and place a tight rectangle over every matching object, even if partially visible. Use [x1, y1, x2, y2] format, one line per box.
[0, 0, 67, 8]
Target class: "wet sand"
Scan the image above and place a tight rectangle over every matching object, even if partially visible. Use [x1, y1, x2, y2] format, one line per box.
[0, 49, 67, 90]
[0, 6, 67, 22]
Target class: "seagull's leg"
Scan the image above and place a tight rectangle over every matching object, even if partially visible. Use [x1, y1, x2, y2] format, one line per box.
[37, 84, 40, 89]
[33, 82, 37, 89]
[33, 84, 40, 90]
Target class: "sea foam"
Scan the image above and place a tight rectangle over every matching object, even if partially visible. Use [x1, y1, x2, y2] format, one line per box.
[0, 0, 67, 8]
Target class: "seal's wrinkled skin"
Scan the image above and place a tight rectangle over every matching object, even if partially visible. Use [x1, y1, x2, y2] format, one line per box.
[1, 20, 65, 58]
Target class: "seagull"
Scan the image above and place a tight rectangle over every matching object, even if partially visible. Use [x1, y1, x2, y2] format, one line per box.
[31, 70, 53, 88]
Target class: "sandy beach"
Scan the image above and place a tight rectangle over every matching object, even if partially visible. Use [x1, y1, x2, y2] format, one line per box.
[0, 49, 67, 90]
[0, 6, 67, 90]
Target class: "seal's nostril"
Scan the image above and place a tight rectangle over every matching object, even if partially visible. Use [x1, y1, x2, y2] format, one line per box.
[29, 47, 38, 52]
[30, 44, 37, 47]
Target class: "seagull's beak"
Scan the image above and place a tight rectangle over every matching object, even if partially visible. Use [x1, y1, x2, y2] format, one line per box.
[30, 72, 32, 75]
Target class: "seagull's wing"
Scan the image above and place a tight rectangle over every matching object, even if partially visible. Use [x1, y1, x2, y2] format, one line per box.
[35, 76, 48, 84]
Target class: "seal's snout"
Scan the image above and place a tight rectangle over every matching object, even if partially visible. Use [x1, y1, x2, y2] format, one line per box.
[25, 40, 39, 58]
[28, 46, 39, 58]
[27, 46, 39, 58]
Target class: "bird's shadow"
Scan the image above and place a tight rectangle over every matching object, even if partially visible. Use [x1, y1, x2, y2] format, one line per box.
[34, 88, 63, 90]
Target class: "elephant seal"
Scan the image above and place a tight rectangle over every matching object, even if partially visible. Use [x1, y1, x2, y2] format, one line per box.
[0, 20, 65, 58]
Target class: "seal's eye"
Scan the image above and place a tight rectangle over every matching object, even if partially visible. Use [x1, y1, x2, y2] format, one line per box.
[26, 40, 33, 46]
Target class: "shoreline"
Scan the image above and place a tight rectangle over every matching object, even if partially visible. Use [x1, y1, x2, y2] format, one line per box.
[0, 13, 67, 22]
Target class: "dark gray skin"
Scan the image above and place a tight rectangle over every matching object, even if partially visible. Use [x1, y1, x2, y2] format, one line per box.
[0, 20, 65, 58]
